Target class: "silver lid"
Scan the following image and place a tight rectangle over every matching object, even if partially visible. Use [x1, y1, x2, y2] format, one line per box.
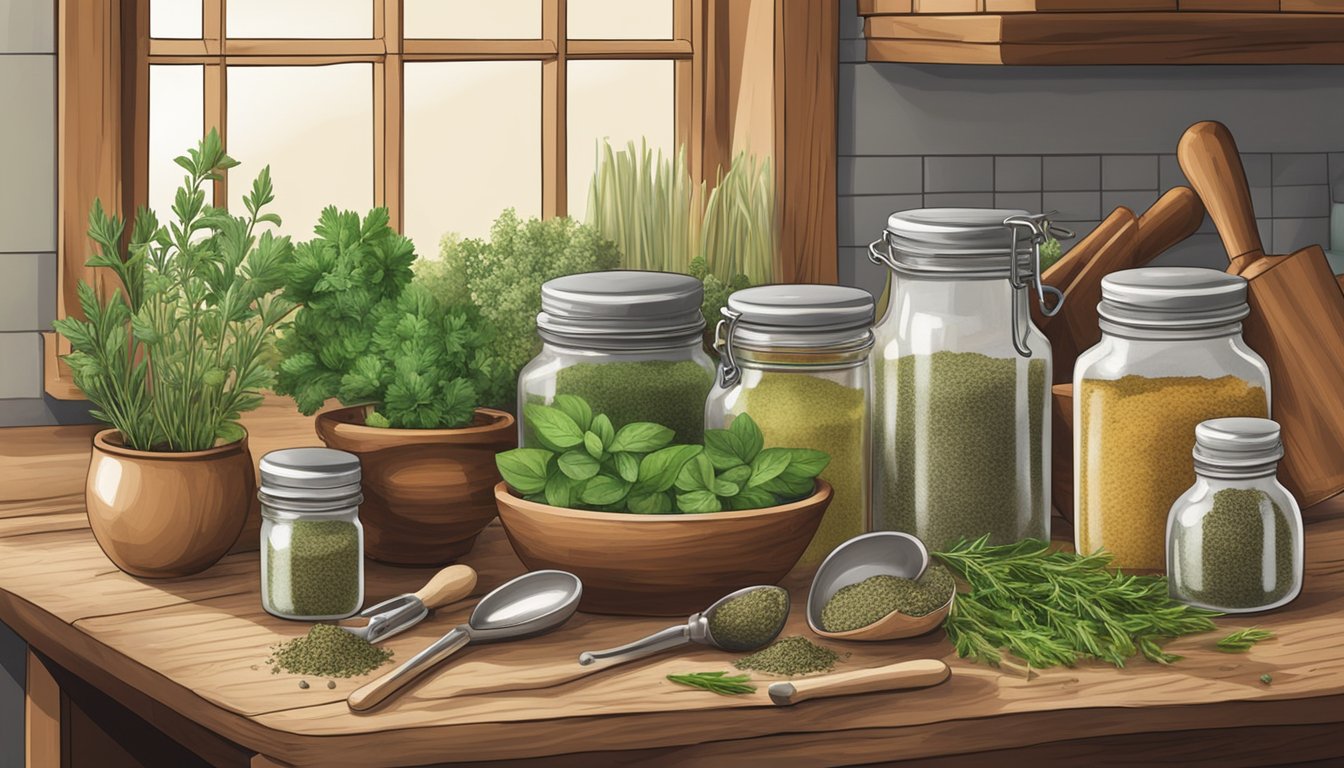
[259, 448, 362, 503]
[536, 270, 705, 348]
[1099, 267, 1249, 332]
[1193, 417, 1283, 477]
[880, 208, 1035, 276]
[725, 284, 875, 333]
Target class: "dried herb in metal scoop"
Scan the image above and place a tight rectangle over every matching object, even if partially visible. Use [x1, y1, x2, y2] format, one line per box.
[707, 588, 788, 650]
[267, 624, 394, 678]
[820, 564, 955, 632]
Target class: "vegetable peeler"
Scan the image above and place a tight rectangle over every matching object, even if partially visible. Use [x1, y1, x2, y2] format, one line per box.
[337, 565, 477, 644]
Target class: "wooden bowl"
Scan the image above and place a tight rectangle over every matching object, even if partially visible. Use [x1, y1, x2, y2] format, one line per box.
[494, 480, 833, 616]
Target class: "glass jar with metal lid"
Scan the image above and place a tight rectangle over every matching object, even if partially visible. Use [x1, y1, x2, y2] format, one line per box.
[1167, 418, 1301, 612]
[1075, 267, 1270, 572]
[259, 448, 365, 620]
[705, 284, 874, 566]
[518, 270, 716, 446]
[868, 208, 1065, 552]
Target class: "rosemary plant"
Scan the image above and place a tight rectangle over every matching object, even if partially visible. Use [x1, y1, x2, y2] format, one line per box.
[666, 671, 756, 696]
[1216, 627, 1274, 653]
[54, 130, 294, 452]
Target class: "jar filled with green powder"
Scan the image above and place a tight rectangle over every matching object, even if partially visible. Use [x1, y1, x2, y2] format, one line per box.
[518, 271, 715, 445]
[1168, 418, 1303, 613]
[705, 285, 873, 566]
[259, 448, 365, 621]
[869, 208, 1059, 551]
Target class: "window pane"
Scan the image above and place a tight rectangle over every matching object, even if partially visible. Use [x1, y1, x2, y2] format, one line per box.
[227, 0, 372, 38]
[568, 0, 672, 40]
[404, 62, 540, 253]
[405, 0, 541, 39]
[149, 65, 205, 221]
[567, 60, 674, 221]
[227, 65, 373, 239]
[151, 0, 202, 38]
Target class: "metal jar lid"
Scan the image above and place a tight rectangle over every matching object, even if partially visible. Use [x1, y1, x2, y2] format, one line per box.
[1098, 267, 1249, 333]
[536, 270, 706, 349]
[715, 285, 875, 387]
[258, 448, 362, 505]
[1193, 417, 1284, 477]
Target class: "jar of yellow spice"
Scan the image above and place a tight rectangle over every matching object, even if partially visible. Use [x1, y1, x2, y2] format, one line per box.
[1075, 268, 1270, 572]
[705, 285, 873, 566]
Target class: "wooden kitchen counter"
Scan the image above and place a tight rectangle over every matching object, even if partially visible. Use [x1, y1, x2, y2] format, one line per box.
[2, 397, 1344, 767]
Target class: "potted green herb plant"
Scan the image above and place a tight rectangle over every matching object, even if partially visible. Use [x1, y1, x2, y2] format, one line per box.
[273, 207, 516, 566]
[54, 131, 294, 578]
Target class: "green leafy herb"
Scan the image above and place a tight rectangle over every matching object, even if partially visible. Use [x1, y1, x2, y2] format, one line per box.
[666, 671, 756, 696]
[1260, 673, 1273, 685]
[1216, 627, 1275, 653]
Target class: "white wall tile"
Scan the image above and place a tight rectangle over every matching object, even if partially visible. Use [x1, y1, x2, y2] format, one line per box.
[0, 0, 54, 53]
[0, 332, 40, 398]
[0, 54, 56, 252]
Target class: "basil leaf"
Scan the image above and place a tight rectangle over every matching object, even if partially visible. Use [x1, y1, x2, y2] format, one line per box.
[495, 448, 552, 495]
[703, 429, 746, 470]
[609, 422, 675, 454]
[636, 445, 703, 494]
[713, 479, 740, 498]
[747, 447, 793, 488]
[553, 394, 593, 432]
[783, 448, 830, 479]
[614, 451, 640, 483]
[730, 412, 764, 464]
[524, 493, 548, 504]
[591, 413, 615, 449]
[558, 450, 601, 481]
[677, 490, 722, 514]
[627, 491, 674, 515]
[718, 464, 752, 486]
[729, 487, 777, 511]
[760, 473, 815, 500]
[581, 475, 632, 506]
[584, 431, 605, 460]
[544, 472, 578, 508]
[675, 453, 715, 492]
[524, 403, 583, 451]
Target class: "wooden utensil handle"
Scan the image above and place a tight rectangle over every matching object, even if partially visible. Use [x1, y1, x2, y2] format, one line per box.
[768, 659, 950, 706]
[1136, 186, 1205, 266]
[414, 565, 478, 610]
[1177, 121, 1264, 268]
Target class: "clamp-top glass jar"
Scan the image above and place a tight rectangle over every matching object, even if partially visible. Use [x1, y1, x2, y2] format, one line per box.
[869, 208, 1065, 552]
[518, 271, 715, 446]
[705, 285, 874, 566]
[1075, 268, 1270, 572]
[1167, 418, 1302, 612]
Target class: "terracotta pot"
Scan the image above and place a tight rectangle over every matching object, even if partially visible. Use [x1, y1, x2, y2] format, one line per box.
[315, 405, 516, 566]
[495, 480, 833, 616]
[86, 430, 254, 579]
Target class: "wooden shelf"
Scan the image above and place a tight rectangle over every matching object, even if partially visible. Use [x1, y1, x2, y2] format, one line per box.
[859, 4, 1344, 65]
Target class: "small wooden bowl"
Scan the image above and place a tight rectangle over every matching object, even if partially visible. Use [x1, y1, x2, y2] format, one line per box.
[494, 480, 833, 616]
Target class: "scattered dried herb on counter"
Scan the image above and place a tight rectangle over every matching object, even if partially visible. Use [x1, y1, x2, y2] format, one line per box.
[733, 636, 840, 677]
[707, 588, 789, 651]
[667, 671, 756, 696]
[1216, 627, 1275, 653]
[1260, 673, 1273, 685]
[551, 360, 713, 444]
[265, 519, 361, 618]
[1171, 488, 1294, 610]
[820, 564, 955, 633]
[267, 624, 393, 678]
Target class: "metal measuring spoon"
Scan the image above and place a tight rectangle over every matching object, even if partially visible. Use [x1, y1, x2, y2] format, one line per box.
[807, 531, 952, 641]
[577, 585, 789, 670]
[348, 570, 582, 711]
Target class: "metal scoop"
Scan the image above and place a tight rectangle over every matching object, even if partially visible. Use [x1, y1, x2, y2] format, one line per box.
[348, 570, 582, 712]
[577, 585, 789, 671]
[338, 565, 478, 644]
[807, 531, 953, 641]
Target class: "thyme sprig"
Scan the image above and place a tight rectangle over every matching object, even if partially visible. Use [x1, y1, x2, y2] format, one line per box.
[935, 537, 1221, 671]
[1217, 627, 1275, 653]
[666, 671, 756, 696]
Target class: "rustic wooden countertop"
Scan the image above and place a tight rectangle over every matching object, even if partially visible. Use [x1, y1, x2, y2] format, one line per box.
[2, 396, 1343, 767]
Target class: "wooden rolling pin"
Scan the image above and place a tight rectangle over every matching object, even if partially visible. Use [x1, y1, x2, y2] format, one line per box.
[767, 659, 950, 706]
[1178, 121, 1264, 275]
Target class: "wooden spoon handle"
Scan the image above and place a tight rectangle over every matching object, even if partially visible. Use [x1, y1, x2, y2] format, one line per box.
[1136, 186, 1205, 266]
[1177, 121, 1265, 270]
[767, 659, 950, 706]
[413, 565, 478, 610]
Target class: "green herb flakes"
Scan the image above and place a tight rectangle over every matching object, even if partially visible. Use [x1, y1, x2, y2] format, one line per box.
[706, 588, 788, 651]
[821, 565, 956, 633]
[1260, 673, 1273, 685]
[733, 636, 840, 677]
[267, 624, 393, 679]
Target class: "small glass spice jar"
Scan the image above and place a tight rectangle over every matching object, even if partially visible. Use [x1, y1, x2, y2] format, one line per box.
[259, 448, 365, 621]
[705, 284, 874, 566]
[1167, 418, 1303, 613]
[517, 270, 716, 445]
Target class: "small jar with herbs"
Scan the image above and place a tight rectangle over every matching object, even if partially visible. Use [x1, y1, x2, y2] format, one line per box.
[705, 284, 873, 566]
[1075, 268, 1270, 572]
[869, 208, 1060, 552]
[517, 271, 716, 446]
[259, 448, 365, 621]
[1167, 418, 1302, 613]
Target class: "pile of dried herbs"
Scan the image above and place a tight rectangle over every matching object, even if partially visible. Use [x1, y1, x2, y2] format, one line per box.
[267, 624, 394, 678]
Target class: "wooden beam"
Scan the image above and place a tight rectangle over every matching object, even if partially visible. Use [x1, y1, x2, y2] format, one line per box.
[25, 651, 62, 768]
[374, 0, 404, 233]
[542, 0, 567, 218]
[566, 39, 692, 58]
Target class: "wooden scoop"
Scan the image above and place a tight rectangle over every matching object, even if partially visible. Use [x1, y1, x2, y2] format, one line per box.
[811, 592, 954, 642]
[1178, 120, 1265, 275]
[767, 659, 951, 706]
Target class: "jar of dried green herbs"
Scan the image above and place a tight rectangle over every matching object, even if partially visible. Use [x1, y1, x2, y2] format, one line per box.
[518, 271, 715, 445]
[869, 208, 1062, 552]
[705, 285, 874, 566]
[1167, 418, 1302, 613]
[259, 448, 365, 621]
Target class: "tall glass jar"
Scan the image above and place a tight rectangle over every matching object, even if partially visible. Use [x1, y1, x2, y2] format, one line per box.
[259, 448, 365, 621]
[869, 209, 1061, 552]
[705, 284, 874, 566]
[518, 271, 716, 446]
[1168, 418, 1302, 612]
[1076, 268, 1270, 572]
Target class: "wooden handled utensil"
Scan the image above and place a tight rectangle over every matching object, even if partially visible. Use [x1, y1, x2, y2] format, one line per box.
[1178, 121, 1265, 275]
[338, 565, 478, 644]
[767, 659, 950, 706]
[1135, 186, 1206, 266]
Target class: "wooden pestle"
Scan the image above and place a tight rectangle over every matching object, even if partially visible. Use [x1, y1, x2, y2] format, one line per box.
[1178, 121, 1265, 275]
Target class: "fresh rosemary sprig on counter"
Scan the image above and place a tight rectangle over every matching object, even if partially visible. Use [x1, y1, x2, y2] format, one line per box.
[667, 671, 757, 696]
[934, 536, 1221, 671]
[1217, 627, 1275, 653]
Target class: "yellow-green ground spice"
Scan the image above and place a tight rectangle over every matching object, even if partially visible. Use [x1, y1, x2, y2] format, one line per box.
[737, 373, 867, 566]
[551, 360, 713, 444]
[265, 519, 361, 618]
[820, 564, 956, 632]
[733, 636, 840, 677]
[706, 588, 789, 650]
[1171, 488, 1295, 610]
[875, 351, 1047, 552]
[266, 624, 393, 678]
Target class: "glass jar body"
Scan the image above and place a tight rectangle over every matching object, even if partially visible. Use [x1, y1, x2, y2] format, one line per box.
[1167, 473, 1302, 612]
[517, 337, 716, 446]
[1074, 330, 1271, 571]
[871, 274, 1051, 552]
[261, 504, 364, 620]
